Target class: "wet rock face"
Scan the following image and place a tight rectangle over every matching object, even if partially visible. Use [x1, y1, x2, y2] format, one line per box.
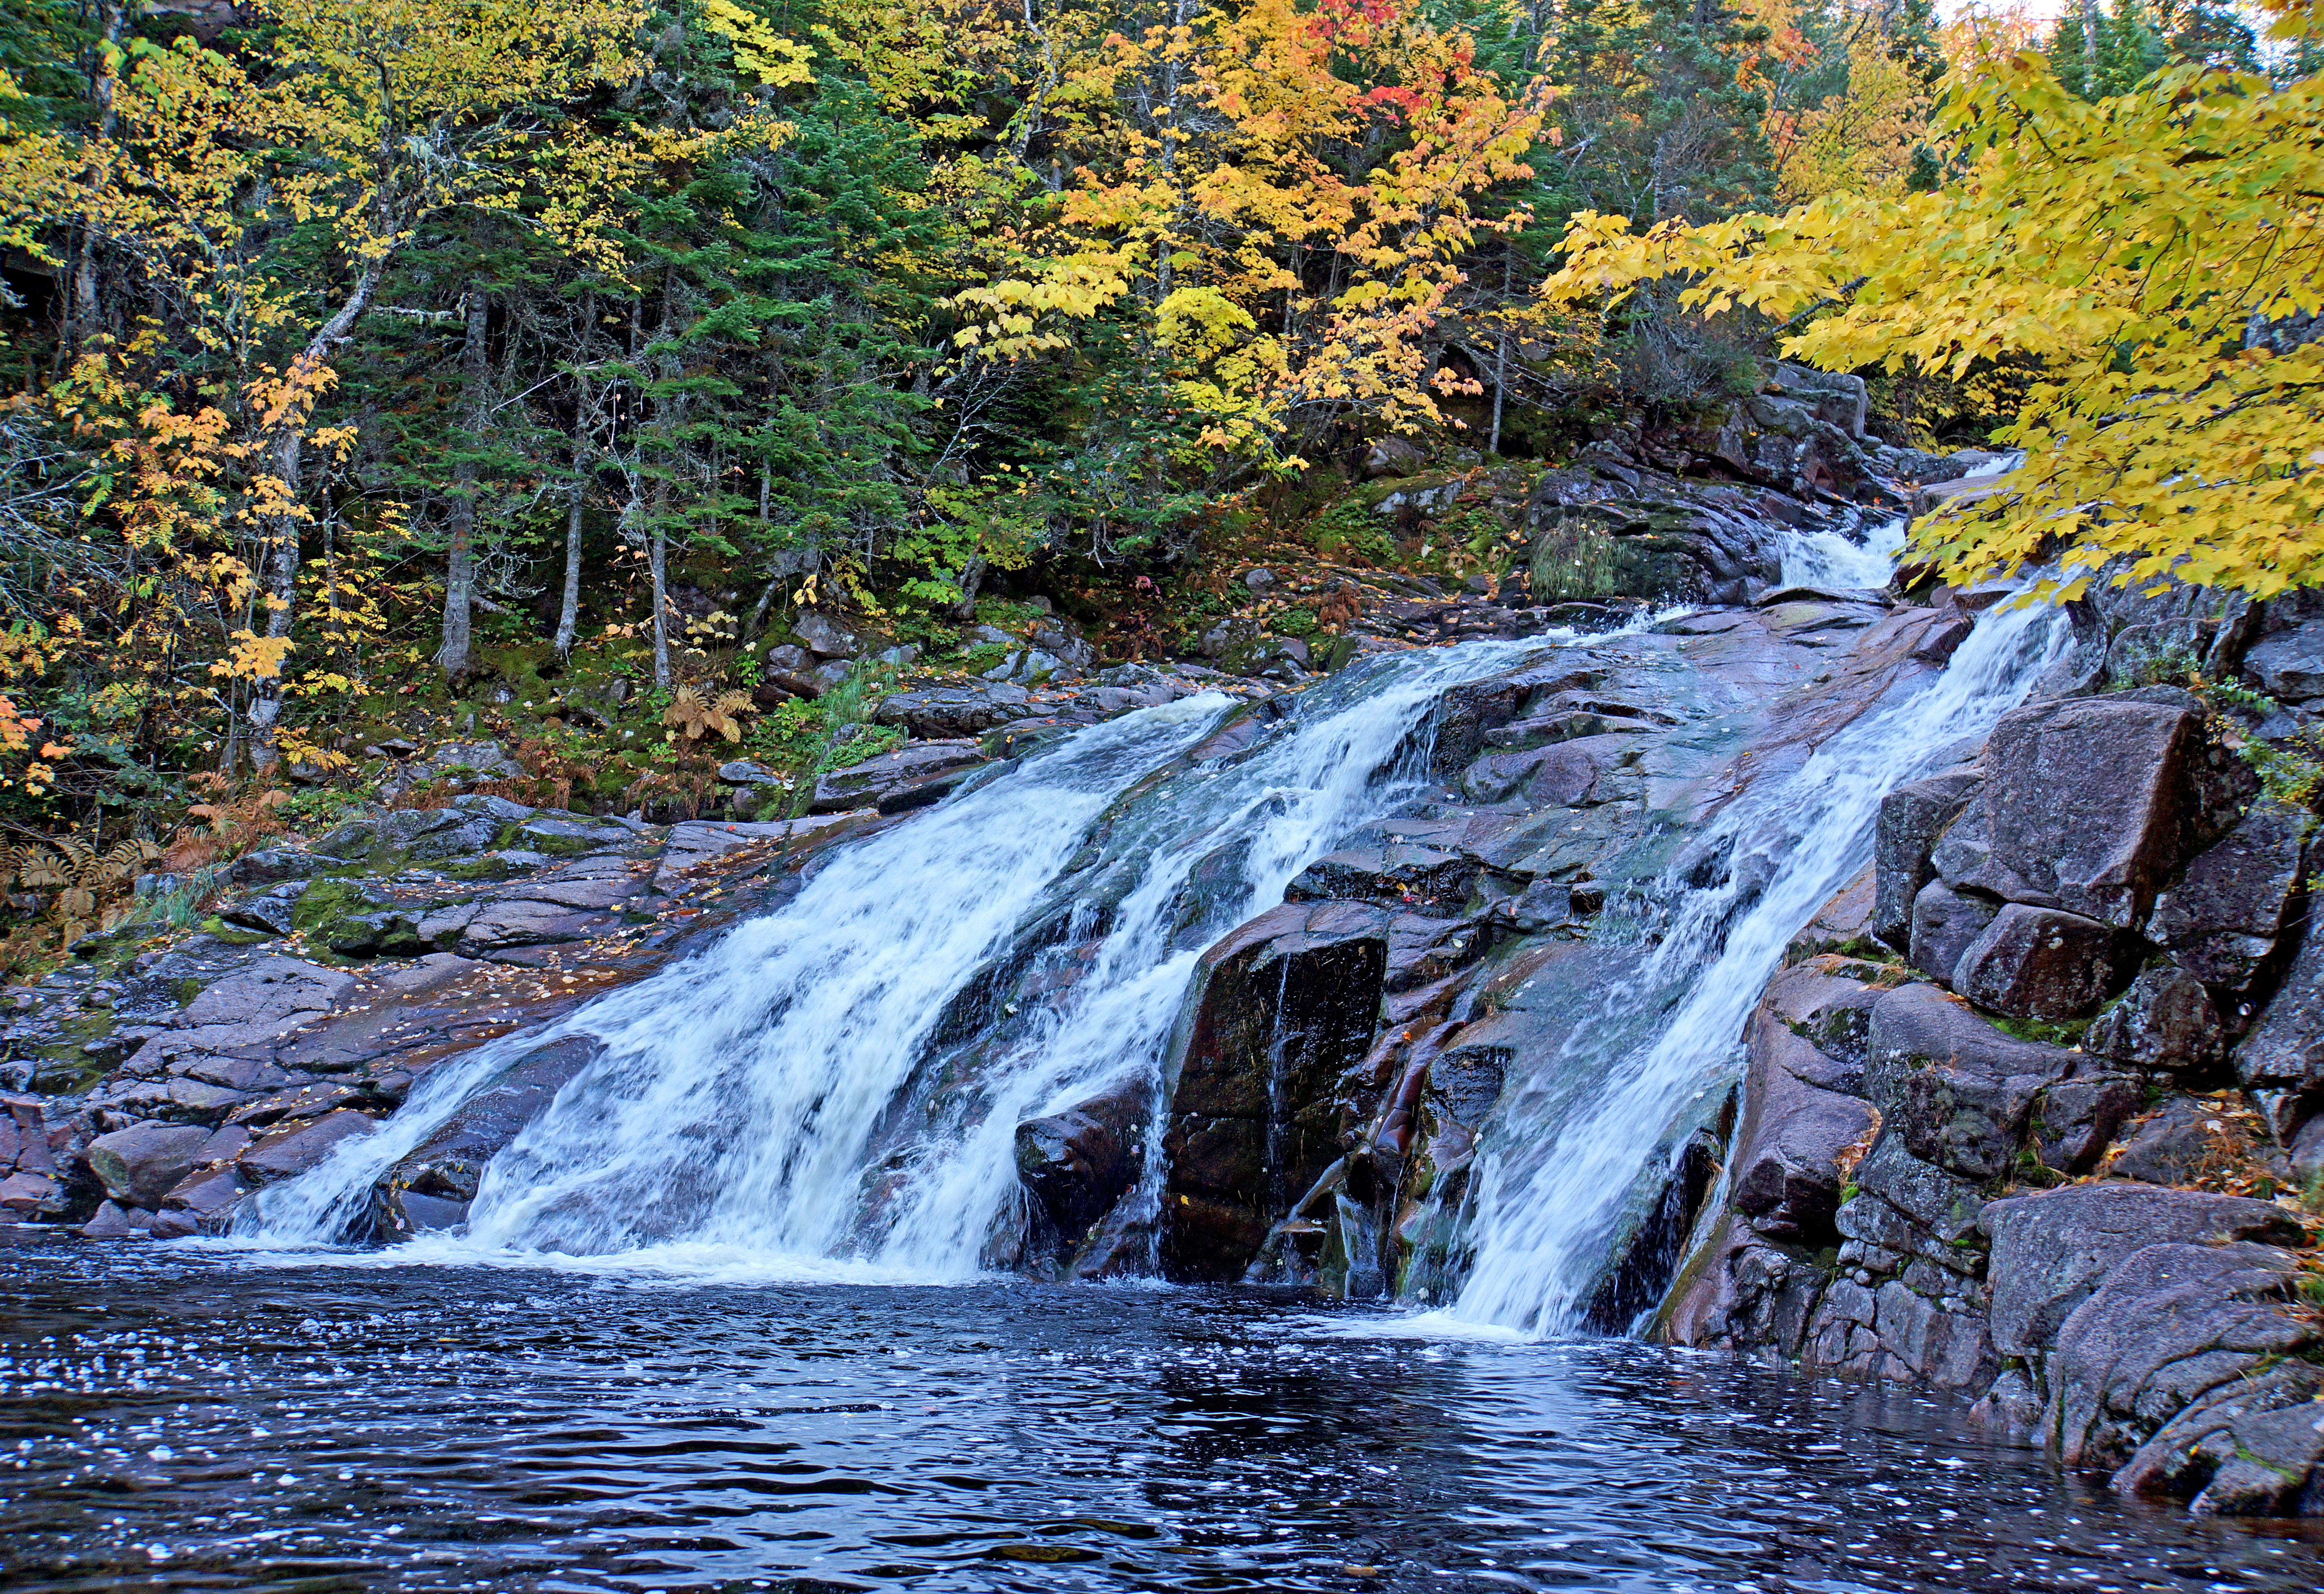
[809, 741, 986, 815]
[1159, 901, 1390, 1282]
[371, 1036, 603, 1240]
[1015, 1075, 1151, 1267]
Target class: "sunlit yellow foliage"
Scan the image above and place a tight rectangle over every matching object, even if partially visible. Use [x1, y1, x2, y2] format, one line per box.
[948, 0, 1545, 462]
[1543, 5, 2324, 601]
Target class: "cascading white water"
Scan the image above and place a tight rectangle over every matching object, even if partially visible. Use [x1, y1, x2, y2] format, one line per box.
[1446, 598, 2069, 1335]
[243, 636, 1553, 1275]
[1776, 454, 2020, 592]
[1779, 514, 1906, 589]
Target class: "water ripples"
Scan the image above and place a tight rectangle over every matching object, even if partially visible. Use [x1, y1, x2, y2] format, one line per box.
[2, 1237, 2319, 1593]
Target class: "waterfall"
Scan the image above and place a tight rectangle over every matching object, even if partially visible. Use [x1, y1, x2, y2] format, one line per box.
[1778, 513, 1905, 590]
[1445, 598, 2069, 1335]
[241, 636, 1554, 1274]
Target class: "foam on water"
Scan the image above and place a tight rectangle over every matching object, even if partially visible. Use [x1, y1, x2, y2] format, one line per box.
[1446, 596, 2067, 1335]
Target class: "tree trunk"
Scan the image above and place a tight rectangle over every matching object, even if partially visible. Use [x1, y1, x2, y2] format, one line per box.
[244, 265, 385, 774]
[244, 426, 304, 774]
[554, 474, 585, 657]
[438, 284, 491, 681]
[648, 513, 672, 690]
[70, 1, 126, 349]
[949, 555, 987, 621]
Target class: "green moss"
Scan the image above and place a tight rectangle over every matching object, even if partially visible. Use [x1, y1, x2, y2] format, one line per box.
[1989, 1011, 2090, 1048]
[1309, 500, 1397, 564]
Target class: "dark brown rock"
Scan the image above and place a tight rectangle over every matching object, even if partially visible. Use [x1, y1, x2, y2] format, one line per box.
[1727, 961, 1882, 1245]
[1874, 770, 1982, 949]
[1016, 1076, 1151, 1255]
[373, 1036, 601, 1234]
[1283, 845, 1480, 918]
[1952, 904, 2136, 1021]
[810, 741, 986, 814]
[239, 1108, 376, 1183]
[1160, 902, 1391, 1281]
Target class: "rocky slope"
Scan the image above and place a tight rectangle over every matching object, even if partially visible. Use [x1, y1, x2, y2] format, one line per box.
[1663, 670, 2324, 1517]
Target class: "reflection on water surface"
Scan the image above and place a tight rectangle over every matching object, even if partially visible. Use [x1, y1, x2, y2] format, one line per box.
[2, 1235, 2319, 1593]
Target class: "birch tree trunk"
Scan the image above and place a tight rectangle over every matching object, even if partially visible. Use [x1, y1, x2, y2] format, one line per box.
[554, 475, 585, 657]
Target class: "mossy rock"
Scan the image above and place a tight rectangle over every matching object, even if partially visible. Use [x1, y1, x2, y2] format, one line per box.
[290, 878, 386, 939]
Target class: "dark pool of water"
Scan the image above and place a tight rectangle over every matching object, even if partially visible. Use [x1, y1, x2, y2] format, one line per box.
[2, 1234, 2320, 1593]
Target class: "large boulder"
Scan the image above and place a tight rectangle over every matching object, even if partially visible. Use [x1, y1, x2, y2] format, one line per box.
[1951, 903, 2136, 1021]
[1159, 901, 1391, 1281]
[2044, 1241, 2316, 1485]
[238, 1108, 376, 1183]
[2145, 803, 2310, 1007]
[2242, 619, 2324, 701]
[1873, 770, 1982, 949]
[1905, 880, 1997, 986]
[791, 609, 859, 659]
[1983, 696, 2227, 928]
[1862, 982, 2089, 1180]
[1978, 1182, 2306, 1360]
[2084, 966, 2225, 1073]
[2114, 1362, 2324, 1516]
[874, 683, 1033, 738]
[84, 1122, 212, 1206]
[1726, 960, 1880, 1245]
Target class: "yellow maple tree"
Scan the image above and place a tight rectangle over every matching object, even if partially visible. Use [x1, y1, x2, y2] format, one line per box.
[1, 0, 649, 770]
[1542, 0, 2324, 601]
[947, 0, 1547, 464]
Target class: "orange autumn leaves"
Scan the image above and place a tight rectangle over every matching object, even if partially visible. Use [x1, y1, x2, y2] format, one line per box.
[949, 0, 1549, 463]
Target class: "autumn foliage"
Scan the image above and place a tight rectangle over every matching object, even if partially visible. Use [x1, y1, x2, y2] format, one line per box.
[1545, 0, 2324, 601]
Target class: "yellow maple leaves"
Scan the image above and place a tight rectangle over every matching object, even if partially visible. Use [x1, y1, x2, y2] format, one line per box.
[1543, 8, 2324, 601]
[943, 0, 1543, 463]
